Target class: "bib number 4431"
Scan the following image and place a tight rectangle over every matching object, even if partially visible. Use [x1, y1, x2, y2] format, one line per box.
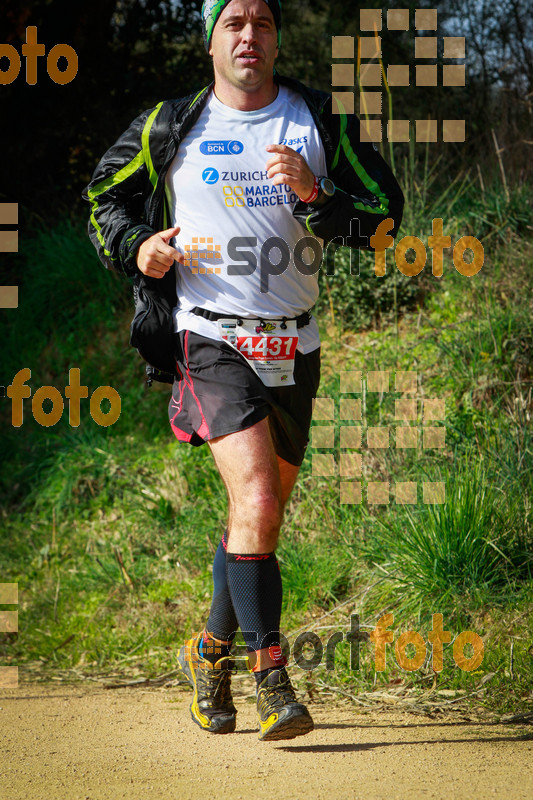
[237, 336, 297, 361]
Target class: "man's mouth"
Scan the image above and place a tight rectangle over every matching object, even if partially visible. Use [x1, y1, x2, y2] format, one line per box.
[237, 51, 261, 63]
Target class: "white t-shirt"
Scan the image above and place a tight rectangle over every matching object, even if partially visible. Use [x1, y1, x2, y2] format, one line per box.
[165, 85, 327, 353]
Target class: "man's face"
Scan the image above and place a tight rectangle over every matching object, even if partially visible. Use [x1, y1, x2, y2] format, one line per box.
[209, 0, 279, 95]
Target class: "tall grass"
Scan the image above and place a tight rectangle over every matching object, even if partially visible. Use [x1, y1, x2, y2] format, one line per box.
[361, 458, 526, 612]
[0, 221, 129, 383]
[1, 172, 531, 714]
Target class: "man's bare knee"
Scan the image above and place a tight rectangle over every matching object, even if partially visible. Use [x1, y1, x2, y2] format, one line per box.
[231, 487, 282, 531]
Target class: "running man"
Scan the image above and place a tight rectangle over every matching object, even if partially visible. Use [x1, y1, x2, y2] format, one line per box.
[84, 0, 404, 740]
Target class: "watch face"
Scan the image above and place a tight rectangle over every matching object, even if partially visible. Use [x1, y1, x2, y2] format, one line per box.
[320, 177, 335, 196]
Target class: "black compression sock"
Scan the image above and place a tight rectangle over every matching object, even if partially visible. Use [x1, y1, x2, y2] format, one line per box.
[225, 550, 283, 659]
[206, 529, 238, 642]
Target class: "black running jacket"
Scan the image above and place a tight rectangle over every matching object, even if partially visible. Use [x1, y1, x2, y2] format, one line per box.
[83, 73, 404, 278]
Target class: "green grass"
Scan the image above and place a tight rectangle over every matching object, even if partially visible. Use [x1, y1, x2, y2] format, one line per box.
[1, 177, 531, 717]
[361, 457, 527, 609]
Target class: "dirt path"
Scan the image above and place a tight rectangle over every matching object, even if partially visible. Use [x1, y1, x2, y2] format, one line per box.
[1, 683, 531, 800]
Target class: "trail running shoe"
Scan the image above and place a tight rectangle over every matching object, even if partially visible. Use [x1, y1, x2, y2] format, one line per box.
[177, 632, 237, 734]
[256, 668, 314, 741]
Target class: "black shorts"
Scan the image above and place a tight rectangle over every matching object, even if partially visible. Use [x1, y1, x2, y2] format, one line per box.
[168, 330, 321, 466]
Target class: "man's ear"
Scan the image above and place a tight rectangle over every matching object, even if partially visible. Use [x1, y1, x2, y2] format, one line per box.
[209, 46, 213, 57]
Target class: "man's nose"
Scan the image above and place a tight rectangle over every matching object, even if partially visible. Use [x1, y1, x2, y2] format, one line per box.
[240, 22, 259, 44]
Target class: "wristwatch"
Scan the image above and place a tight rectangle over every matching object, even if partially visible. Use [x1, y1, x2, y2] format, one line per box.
[309, 176, 336, 208]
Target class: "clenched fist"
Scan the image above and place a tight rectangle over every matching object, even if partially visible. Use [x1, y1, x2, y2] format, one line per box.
[265, 144, 316, 202]
[136, 225, 185, 278]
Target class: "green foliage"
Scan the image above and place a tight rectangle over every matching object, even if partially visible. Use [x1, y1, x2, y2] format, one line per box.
[0, 220, 129, 383]
[362, 458, 529, 611]
[278, 530, 353, 613]
[1, 176, 532, 716]
[316, 248, 421, 332]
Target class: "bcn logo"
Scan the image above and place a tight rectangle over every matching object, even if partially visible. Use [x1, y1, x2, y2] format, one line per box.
[0, 26, 78, 85]
[199, 140, 245, 156]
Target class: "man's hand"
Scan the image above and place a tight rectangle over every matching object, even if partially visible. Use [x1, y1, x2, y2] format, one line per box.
[265, 144, 316, 202]
[136, 225, 185, 278]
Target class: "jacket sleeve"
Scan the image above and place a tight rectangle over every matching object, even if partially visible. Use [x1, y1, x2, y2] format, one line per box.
[82, 105, 162, 277]
[293, 100, 404, 249]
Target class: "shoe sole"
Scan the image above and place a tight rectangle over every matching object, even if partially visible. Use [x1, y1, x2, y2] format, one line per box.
[177, 644, 236, 735]
[259, 709, 314, 741]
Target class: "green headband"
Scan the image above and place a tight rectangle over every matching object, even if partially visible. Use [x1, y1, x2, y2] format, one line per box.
[202, 0, 282, 52]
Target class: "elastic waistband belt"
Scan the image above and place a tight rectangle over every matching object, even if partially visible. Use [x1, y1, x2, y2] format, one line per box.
[190, 307, 312, 329]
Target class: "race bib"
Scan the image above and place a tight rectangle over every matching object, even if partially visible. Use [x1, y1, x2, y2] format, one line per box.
[217, 318, 298, 387]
